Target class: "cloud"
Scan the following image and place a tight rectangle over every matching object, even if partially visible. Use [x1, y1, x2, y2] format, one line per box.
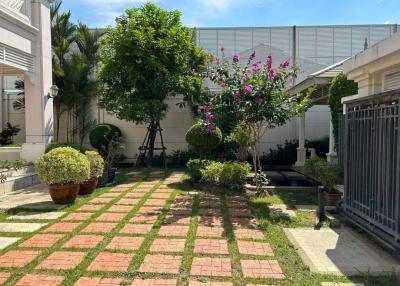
[196, 0, 240, 15]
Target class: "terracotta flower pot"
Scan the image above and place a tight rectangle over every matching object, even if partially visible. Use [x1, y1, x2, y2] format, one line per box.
[324, 191, 342, 206]
[49, 183, 80, 204]
[79, 178, 99, 195]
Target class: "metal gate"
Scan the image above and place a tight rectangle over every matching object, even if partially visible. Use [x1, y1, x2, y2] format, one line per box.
[339, 89, 400, 249]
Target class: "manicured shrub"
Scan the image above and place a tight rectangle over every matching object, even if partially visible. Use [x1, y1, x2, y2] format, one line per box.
[219, 162, 251, 192]
[85, 151, 105, 178]
[36, 147, 90, 185]
[185, 123, 222, 157]
[201, 162, 223, 185]
[89, 124, 122, 153]
[187, 159, 213, 182]
[45, 142, 89, 154]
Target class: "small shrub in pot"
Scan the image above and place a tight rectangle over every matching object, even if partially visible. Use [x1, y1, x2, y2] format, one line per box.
[304, 157, 343, 206]
[79, 151, 104, 195]
[36, 147, 90, 204]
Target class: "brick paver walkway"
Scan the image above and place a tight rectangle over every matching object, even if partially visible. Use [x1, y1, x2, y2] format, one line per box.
[0, 171, 286, 285]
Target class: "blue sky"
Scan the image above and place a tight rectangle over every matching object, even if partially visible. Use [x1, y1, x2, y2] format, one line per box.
[60, 0, 399, 28]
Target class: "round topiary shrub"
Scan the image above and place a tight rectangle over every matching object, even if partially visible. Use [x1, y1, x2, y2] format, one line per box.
[85, 151, 105, 178]
[185, 123, 222, 157]
[36, 147, 90, 185]
[45, 142, 89, 154]
[89, 124, 122, 153]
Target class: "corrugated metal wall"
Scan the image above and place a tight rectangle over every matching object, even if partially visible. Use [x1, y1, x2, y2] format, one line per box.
[197, 25, 397, 83]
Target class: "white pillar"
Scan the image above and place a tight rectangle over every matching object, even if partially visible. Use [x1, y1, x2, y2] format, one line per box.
[21, 0, 53, 163]
[327, 118, 338, 164]
[295, 113, 307, 166]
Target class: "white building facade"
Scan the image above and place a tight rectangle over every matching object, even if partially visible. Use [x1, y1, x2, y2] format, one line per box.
[0, 0, 53, 162]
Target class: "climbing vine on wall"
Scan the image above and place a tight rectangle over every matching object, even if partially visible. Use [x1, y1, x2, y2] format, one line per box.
[329, 72, 358, 147]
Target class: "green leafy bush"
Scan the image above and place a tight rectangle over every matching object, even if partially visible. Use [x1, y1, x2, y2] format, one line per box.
[201, 162, 223, 185]
[261, 140, 298, 165]
[185, 123, 222, 157]
[260, 137, 330, 166]
[187, 159, 213, 182]
[45, 142, 89, 154]
[85, 151, 105, 178]
[199, 161, 251, 192]
[36, 147, 90, 185]
[219, 162, 251, 191]
[304, 157, 325, 177]
[304, 157, 343, 192]
[89, 124, 122, 155]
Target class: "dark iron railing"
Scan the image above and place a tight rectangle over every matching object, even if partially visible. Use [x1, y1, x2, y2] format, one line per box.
[339, 89, 400, 249]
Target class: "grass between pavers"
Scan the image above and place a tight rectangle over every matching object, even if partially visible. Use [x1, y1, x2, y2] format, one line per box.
[0, 170, 398, 286]
[249, 197, 399, 286]
[263, 189, 318, 207]
[0, 169, 172, 285]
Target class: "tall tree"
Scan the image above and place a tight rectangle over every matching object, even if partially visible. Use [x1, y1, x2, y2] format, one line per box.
[203, 51, 312, 180]
[70, 24, 102, 144]
[50, 1, 101, 143]
[51, 0, 76, 141]
[98, 3, 208, 165]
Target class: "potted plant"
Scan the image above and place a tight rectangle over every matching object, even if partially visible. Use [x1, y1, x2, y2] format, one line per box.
[79, 151, 104, 195]
[304, 157, 343, 206]
[89, 124, 124, 186]
[36, 147, 90, 204]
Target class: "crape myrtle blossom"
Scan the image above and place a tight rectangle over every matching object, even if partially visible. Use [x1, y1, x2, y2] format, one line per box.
[201, 47, 312, 176]
[280, 60, 290, 68]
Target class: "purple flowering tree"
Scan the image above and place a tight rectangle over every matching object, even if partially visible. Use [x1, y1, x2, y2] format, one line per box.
[203, 48, 312, 176]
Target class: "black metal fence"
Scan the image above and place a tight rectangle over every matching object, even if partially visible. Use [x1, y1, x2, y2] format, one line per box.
[339, 89, 400, 249]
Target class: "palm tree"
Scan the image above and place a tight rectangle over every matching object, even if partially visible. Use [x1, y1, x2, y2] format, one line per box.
[49, 1, 102, 143]
[51, 0, 77, 141]
[62, 25, 102, 144]
[76, 23, 103, 68]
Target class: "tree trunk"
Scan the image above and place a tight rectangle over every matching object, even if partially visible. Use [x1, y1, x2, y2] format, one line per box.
[147, 120, 158, 168]
[54, 103, 61, 142]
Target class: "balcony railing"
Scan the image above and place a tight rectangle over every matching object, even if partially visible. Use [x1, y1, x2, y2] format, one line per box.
[0, 0, 31, 23]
